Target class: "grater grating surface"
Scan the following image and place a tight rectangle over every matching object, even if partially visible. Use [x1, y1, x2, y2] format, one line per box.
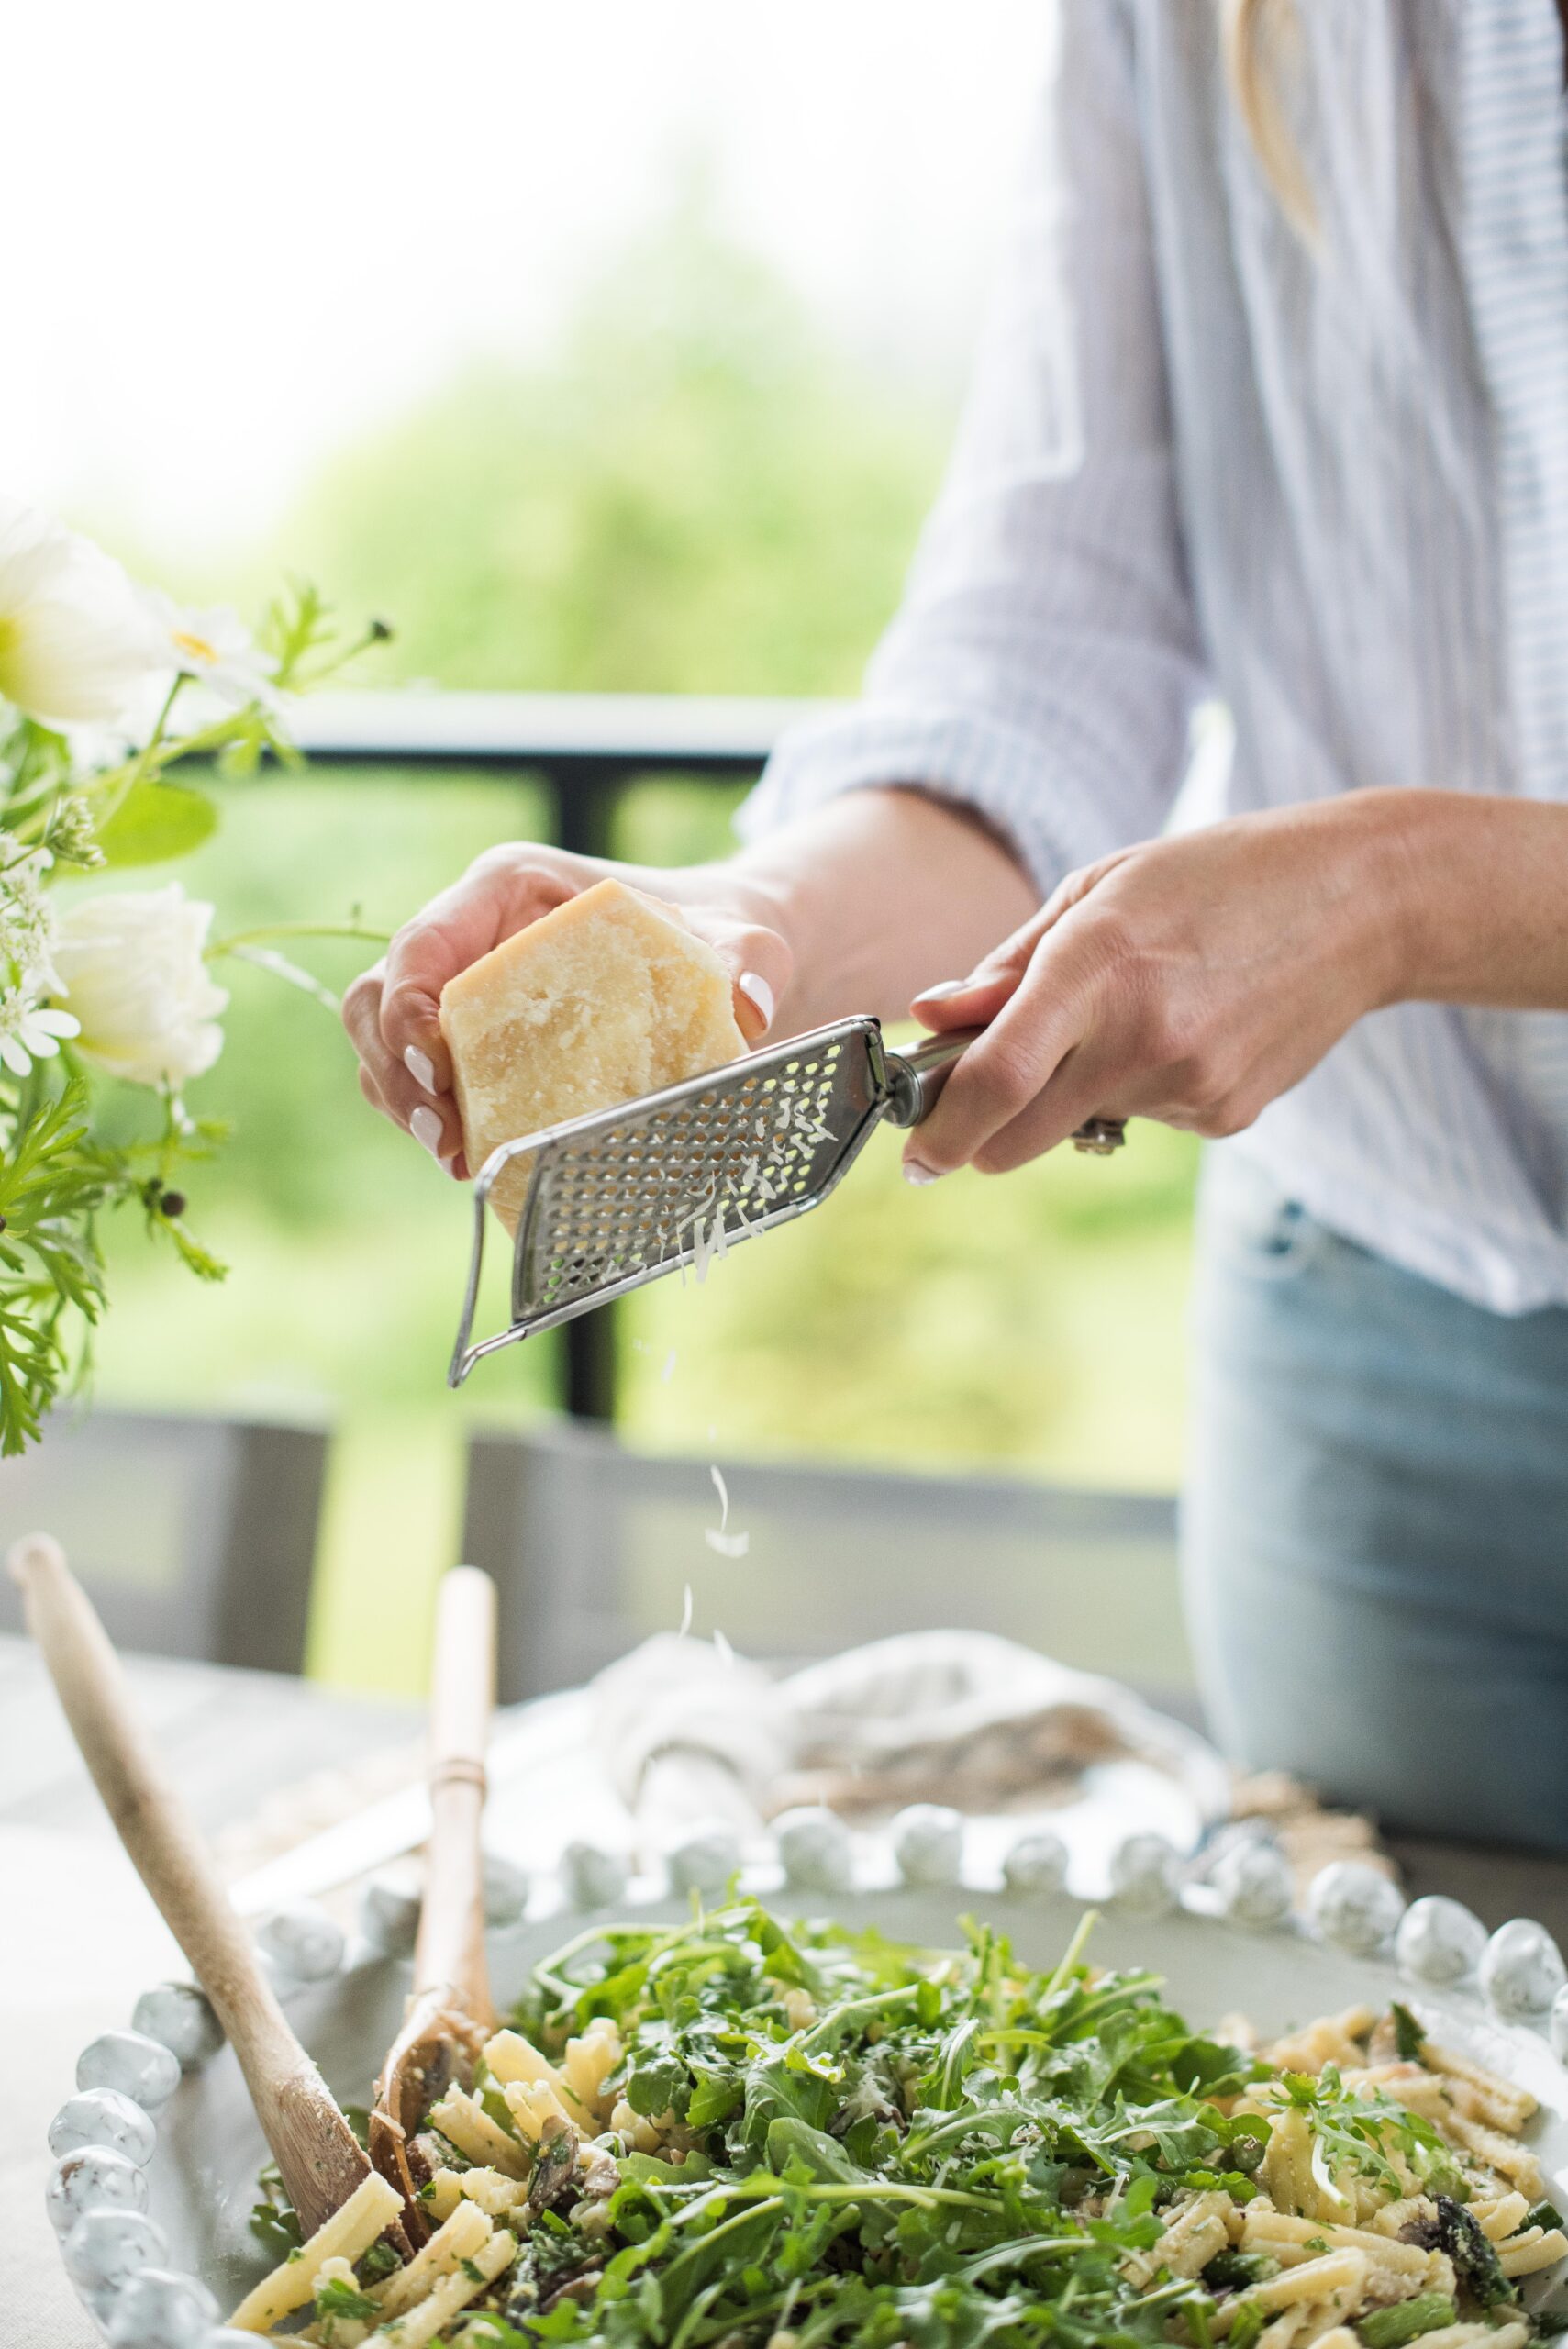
[449, 1013, 1124, 1385]
[450, 1017, 892, 1383]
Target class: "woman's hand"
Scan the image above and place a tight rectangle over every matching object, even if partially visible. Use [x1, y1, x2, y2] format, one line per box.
[342, 842, 793, 1174]
[903, 795, 1411, 1181]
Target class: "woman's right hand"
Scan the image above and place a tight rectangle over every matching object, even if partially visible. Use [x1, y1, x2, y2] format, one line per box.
[341, 841, 794, 1174]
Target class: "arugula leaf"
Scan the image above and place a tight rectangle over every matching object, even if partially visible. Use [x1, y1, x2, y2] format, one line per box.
[314, 2276, 379, 2321]
[1269, 2065, 1447, 2197]
[685, 2066, 743, 2130]
[248, 2199, 301, 2261]
[624, 2047, 687, 2120]
[1391, 2003, 1428, 2064]
[739, 2045, 837, 2148]
[764, 2116, 869, 2184]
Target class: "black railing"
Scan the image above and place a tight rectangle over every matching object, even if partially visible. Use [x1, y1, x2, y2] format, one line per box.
[289, 689, 832, 1420]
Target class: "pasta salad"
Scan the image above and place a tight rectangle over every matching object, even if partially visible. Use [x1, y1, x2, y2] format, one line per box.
[228, 1898, 1568, 2349]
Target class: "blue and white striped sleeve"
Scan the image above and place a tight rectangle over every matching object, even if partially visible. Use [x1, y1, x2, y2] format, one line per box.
[737, 1, 1210, 898]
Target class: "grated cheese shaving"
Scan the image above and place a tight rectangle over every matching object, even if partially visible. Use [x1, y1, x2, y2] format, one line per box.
[705, 1464, 749, 1558]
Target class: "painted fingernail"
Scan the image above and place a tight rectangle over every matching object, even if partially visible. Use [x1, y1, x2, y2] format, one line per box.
[738, 972, 775, 1030]
[915, 978, 969, 1001]
[404, 1044, 438, 1094]
[410, 1106, 446, 1161]
[903, 1160, 943, 1186]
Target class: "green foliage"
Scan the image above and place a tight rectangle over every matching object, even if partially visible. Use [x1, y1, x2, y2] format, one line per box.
[272, 204, 944, 701]
[0, 1080, 109, 1453]
[249, 2157, 303, 2261]
[1264, 2067, 1450, 2199]
[261, 574, 390, 695]
[1390, 2004, 1426, 2065]
[94, 775, 219, 866]
[0, 573, 389, 1451]
[314, 2274, 380, 2324]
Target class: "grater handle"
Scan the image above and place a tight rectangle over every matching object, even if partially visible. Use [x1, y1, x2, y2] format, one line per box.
[881, 1029, 976, 1126]
[882, 1028, 1127, 1155]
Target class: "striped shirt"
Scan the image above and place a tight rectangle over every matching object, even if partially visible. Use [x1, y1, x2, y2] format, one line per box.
[741, 0, 1568, 1316]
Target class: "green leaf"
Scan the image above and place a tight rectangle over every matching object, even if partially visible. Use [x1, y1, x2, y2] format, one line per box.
[685, 2067, 743, 2131]
[1391, 2003, 1427, 2064]
[149, 1208, 227, 1284]
[740, 2047, 836, 2147]
[625, 2048, 686, 2120]
[1170, 2034, 1263, 2101]
[248, 2196, 302, 2260]
[314, 2275, 379, 2321]
[1269, 2066, 1447, 2197]
[1229, 2304, 1265, 2349]
[95, 776, 217, 866]
[763, 2116, 865, 2184]
[0, 1080, 116, 1453]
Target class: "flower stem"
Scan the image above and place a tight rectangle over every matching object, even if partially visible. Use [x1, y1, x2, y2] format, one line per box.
[92, 675, 186, 829]
[204, 919, 390, 958]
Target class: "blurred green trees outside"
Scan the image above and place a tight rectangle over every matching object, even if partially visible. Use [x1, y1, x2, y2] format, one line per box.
[263, 211, 945, 700]
[81, 206, 1198, 1690]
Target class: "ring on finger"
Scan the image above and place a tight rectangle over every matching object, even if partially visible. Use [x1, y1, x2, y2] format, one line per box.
[1071, 1116, 1127, 1157]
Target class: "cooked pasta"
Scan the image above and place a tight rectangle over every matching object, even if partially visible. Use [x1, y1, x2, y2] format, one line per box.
[231, 1901, 1568, 2348]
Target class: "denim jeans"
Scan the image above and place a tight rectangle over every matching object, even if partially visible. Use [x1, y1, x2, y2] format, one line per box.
[1182, 1150, 1568, 1852]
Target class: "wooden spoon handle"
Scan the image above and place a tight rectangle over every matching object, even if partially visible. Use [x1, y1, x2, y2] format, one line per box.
[414, 1564, 496, 2027]
[9, 1532, 370, 2236]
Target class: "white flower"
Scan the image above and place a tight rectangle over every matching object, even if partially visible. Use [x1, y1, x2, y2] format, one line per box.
[0, 996, 79, 1077]
[0, 838, 62, 988]
[139, 588, 279, 711]
[0, 833, 79, 1075]
[0, 495, 166, 728]
[51, 885, 228, 1088]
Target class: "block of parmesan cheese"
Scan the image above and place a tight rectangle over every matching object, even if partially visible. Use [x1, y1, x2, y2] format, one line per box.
[439, 878, 747, 1232]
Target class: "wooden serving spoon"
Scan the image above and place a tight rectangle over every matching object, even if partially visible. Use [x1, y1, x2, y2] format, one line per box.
[10, 1532, 396, 2246]
[370, 1564, 498, 2231]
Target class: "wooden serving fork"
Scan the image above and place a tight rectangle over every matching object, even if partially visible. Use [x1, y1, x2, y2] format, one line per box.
[369, 1564, 498, 2231]
[10, 1533, 395, 2246]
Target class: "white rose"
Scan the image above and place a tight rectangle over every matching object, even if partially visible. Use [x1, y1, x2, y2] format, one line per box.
[0, 495, 167, 728]
[52, 885, 228, 1087]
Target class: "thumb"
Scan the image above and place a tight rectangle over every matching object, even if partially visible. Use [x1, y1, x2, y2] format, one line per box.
[910, 934, 1034, 1033]
[380, 861, 577, 1090]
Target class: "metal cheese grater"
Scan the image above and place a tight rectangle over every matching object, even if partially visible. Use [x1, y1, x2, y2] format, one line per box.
[449, 1018, 1125, 1385]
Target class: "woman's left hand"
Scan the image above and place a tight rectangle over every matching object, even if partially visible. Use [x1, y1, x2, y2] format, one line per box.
[903, 794, 1409, 1179]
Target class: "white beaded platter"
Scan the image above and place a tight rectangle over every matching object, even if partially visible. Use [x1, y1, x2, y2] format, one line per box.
[48, 1841, 1568, 2343]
